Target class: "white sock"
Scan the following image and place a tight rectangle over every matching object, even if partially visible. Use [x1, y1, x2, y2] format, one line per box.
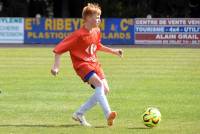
[76, 93, 97, 115]
[76, 85, 111, 118]
[95, 86, 111, 118]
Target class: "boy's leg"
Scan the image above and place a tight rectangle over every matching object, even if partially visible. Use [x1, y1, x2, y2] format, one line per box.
[102, 79, 109, 95]
[100, 78, 117, 126]
[75, 71, 97, 115]
[73, 93, 96, 127]
[74, 70, 116, 126]
[88, 74, 111, 118]
[76, 79, 109, 115]
[88, 74, 117, 126]
[75, 93, 97, 115]
[76, 74, 110, 117]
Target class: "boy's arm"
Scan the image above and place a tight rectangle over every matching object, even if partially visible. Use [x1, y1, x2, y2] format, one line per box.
[98, 45, 123, 57]
[51, 54, 61, 76]
[51, 32, 78, 76]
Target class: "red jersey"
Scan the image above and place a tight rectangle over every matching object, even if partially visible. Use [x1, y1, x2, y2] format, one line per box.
[53, 27, 103, 70]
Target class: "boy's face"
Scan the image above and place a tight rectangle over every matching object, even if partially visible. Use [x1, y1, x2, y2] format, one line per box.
[85, 14, 101, 27]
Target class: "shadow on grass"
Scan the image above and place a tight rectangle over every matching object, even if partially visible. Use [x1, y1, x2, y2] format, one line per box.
[94, 126, 107, 128]
[0, 124, 80, 128]
[127, 126, 151, 129]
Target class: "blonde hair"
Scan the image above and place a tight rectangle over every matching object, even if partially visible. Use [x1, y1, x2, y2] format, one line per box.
[82, 3, 101, 19]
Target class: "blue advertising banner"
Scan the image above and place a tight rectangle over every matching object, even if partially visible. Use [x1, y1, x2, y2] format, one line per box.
[24, 18, 134, 45]
[101, 18, 134, 44]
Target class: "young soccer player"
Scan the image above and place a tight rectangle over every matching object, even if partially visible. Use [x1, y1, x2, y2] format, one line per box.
[51, 3, 123, 127]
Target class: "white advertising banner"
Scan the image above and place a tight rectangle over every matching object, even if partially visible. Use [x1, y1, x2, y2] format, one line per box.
[0, 18, 24, 43]
[135, 18, 200, 45]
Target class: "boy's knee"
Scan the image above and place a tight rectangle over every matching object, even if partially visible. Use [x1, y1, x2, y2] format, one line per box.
[89, 79, 103, 89]
[95, 80, 103, 88]
[92, 76, 103, 88]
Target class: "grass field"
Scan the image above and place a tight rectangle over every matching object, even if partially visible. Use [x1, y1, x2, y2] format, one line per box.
[0, 47, 200, 134]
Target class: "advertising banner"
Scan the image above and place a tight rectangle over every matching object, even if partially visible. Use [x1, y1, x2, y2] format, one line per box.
[0, 18, 24, 43]
[135, 18, 200, 44]
[24, 18, 134, 45]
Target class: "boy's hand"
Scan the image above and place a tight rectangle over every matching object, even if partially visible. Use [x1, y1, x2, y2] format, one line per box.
[115, 49, 123, 58]
[51, 54, 61, 76]
[51, 67, 59, 76]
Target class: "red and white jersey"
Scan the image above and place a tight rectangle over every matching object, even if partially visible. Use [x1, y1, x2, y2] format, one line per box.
[53, 27, 103, 69]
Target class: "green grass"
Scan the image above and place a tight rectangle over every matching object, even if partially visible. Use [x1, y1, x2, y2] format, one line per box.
[0, 47, 200, 134]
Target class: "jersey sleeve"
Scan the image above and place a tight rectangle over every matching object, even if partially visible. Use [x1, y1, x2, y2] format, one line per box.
[53, 32, 78, 54]
[96, 29, 103, 50]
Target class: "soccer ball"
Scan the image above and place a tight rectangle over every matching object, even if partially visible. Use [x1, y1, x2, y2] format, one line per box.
[142, 107, 161, 128]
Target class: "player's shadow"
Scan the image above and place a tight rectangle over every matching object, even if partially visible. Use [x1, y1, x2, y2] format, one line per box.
[0, 124, 108, 128]
[127, 126, 151, 129]
[94, 125, 107, 128]
[0, 124, 79, 128]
